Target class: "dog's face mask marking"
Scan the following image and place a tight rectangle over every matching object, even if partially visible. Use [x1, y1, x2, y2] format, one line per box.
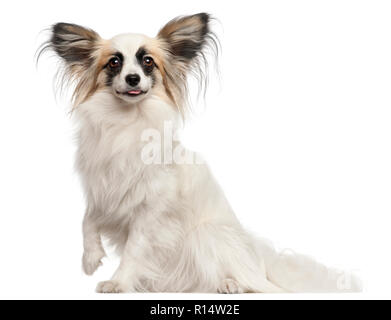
[104, 34, 159, 104]
[43, 13, 217, 111]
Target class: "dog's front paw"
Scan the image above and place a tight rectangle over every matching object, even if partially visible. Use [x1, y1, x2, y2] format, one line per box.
[96, 280, 127, 293]
[217, 279, 244, 294]
[82, 250, 105, 275]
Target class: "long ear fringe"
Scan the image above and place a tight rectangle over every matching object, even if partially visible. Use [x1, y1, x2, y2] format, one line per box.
[189, 19, 220, 104]
[36, 43, 74, 112]
[35, 32, 78, 111]
[36, 24, 102, 110]
[36, 35, 71, 113]
[158, 13, 221, 120]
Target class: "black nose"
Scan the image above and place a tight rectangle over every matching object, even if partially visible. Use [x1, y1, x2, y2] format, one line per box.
[125, 73, 141, 87]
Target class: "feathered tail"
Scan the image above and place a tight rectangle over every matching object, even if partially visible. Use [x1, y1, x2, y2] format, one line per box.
[255, 237, 362, 293]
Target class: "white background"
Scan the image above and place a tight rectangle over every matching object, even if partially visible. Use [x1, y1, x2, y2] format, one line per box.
[0, 0, 390, 299]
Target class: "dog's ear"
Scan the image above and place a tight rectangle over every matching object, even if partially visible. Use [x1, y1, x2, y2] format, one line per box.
[157, 13, 212, 62]
[50, 23, 100, 66]
[40, 23, 104, 106]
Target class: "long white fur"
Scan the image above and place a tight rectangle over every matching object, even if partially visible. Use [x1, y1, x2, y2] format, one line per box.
[76, 88, 361, 293]
[45, 16, 362, 294]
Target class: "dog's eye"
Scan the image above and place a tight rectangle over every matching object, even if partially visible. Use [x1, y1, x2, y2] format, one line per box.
[109, 57, 120, 69]
[143, 56, 154, 67]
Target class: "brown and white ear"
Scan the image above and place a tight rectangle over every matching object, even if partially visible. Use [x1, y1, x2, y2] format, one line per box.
[42, 23, 104, 106]
[154, 13, 218, 113]
[50, 23, 100, 67]
[157, 13, 212, 63]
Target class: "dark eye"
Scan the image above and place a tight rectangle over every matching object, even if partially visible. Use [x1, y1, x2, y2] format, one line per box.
[143, 56, 154, 67]
[108, 57, 120, 69]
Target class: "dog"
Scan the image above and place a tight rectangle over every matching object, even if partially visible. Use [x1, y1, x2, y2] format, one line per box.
[39, 13, 361, 293]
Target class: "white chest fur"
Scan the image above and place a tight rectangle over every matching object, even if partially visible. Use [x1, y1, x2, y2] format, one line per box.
[74, 91, 179, 235]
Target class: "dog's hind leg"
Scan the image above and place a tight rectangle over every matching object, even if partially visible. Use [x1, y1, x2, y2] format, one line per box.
[186, 221, 286, 293]
[217, 279, 244, 294]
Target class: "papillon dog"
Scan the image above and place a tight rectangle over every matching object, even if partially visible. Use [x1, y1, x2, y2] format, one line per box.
[39, 13, 361, 293]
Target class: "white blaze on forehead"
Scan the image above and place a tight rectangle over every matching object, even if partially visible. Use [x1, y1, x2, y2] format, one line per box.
[110, 34, 148, 77]
[108, 33, 155, 96]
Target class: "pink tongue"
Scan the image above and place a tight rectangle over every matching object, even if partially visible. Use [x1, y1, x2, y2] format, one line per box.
[128, 90, 141, 95]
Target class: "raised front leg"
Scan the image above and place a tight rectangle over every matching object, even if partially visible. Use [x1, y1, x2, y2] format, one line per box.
[82, 210, 106, 275]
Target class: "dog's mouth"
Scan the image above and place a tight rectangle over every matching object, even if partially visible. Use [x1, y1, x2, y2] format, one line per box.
[117, 89, 147, 97]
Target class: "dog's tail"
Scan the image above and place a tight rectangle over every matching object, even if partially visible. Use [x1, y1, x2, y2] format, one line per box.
[254, 237, 363, 293]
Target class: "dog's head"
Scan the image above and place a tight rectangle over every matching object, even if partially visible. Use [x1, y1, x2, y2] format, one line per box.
[41, 13, 217, 113]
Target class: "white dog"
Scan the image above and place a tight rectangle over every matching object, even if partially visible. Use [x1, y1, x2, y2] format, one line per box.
[40, 13, 361, 293]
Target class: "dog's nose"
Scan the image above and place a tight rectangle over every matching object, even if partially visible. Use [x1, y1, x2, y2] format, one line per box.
[125, 74, 141, 87]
